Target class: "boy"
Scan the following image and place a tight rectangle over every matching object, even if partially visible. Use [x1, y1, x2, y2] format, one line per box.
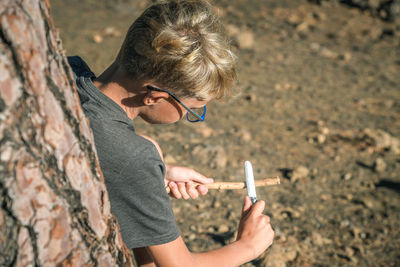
[68, 1, 274, 266]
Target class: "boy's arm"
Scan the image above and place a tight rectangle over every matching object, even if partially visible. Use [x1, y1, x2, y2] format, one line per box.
[144, 197, 274, 267]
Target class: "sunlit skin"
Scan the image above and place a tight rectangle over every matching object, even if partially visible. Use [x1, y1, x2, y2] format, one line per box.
[92, 61, 274, 267]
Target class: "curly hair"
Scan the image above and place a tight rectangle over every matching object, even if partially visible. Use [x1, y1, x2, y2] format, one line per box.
[117, 0, 237, 100]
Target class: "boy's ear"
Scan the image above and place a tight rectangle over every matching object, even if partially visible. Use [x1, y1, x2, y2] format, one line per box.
[143, 90, 169, 106]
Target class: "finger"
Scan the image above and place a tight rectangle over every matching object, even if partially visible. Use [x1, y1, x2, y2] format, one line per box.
[196, 185, 208, 196]
[186, 182, 199, 199]
[177, 182, 190, 200]
[250, 200, 266, 215]
[188, 169, 214, 184]
[169, 182, 181, 199]
[242, 196, 252, 214]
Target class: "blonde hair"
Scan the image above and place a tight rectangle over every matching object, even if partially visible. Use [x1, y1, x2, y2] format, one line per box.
[118, 0, 236, 100]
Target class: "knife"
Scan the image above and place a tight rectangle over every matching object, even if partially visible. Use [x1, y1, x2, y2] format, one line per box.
[245, 161, 257, 204]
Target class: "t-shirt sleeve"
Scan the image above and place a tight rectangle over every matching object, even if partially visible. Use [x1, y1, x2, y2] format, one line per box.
[106, 145, 180, 248]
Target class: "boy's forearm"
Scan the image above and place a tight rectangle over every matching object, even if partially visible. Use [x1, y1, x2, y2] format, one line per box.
[148, 236, 256, 267]
[192, 241, 254, 267]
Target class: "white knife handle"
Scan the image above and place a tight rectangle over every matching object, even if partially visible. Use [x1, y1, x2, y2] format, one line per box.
[245, 161, 257, 204]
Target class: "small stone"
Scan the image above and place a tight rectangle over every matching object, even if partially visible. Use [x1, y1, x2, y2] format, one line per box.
[212, 201, 221, 209]
[218, 224, 229, 233]
[237, 29, 254, 49]
[291, 166, 309, 182]
[239, 130, 252, 142]
[263, 242, 298, 266]
[312, 232, 324, 246]
[189, 225, 197, 231]
[363, 128, 400, 154]
[317, 134, 326, 144]
[374, 157, 387, 173]
[93, 34, 103, 43]
[320, 127, 329, 135]
[340, 220, 350, 228]
[103, 26, 121, 37]
[346, 247, 355, 257]
[188, 233, 196, 241]
[320, 47, 338, 59]
[296, 22, 309, 33]
[320, 194, 331, 201]
[344, 173, 353, 180]
[287, 13, 302, 25]
[343, 52, 352, 62]
[310, 42, 321, 52]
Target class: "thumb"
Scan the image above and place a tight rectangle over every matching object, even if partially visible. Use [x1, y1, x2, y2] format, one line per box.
[189, 170, 214, 184]
[242, 196, 252, 214]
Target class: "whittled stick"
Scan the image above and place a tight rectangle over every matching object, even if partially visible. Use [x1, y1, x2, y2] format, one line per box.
[166, 177, 280, 193]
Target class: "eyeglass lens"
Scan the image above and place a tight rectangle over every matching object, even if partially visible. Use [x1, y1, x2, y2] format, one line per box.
[187, 107, 205, 121]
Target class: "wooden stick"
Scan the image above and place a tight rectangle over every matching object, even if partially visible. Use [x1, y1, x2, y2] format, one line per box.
[166, 177, 280, 193]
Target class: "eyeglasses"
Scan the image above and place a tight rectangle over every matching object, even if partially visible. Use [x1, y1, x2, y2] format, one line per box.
[146, 85, 206, 122]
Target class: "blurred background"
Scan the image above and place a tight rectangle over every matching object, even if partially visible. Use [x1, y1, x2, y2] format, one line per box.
[51, 0, 399, 266]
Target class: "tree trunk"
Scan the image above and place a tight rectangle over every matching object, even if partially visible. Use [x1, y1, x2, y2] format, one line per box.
[0, 0, 133, 266]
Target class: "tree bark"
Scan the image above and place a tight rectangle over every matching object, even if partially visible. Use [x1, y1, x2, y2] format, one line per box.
[0, 0, 133, 266]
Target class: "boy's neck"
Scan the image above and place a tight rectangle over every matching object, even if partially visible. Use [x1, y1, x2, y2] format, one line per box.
[93, 62, 144, 120]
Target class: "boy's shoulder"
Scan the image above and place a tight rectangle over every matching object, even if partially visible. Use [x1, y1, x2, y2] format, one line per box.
[67, 56, 95, 80]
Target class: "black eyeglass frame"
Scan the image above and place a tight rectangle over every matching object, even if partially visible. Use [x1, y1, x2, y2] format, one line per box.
[146, 85, 206, 122]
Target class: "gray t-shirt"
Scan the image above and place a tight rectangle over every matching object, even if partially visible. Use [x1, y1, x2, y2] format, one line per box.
[68, 56, 180, 248]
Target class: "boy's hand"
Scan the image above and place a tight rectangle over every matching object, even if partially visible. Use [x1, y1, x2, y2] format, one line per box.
[236, 196, 275, 259]
[165, 165, 213, 199]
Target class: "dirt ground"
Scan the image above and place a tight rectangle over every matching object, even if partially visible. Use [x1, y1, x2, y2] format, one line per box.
[51, 0, 400, 266]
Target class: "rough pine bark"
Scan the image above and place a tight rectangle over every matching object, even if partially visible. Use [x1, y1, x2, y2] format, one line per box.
[0, 0, 134, 266]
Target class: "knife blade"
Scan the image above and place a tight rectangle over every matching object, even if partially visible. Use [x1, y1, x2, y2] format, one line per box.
[245, 161, 257, 204]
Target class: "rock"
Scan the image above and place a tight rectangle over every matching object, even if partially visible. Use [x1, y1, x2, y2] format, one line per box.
[236, 29, 254, 49]
[374, 157, 387, 173]
[296, 22, 309, 33]
[311, 232, 324, 246]
[291, 166, 310, 182]
[320, 47, 339, 59]
[212, 200, 221, 209]
[317, 134, 326, 144]
[238, 129, 252, 142]
[188, 233, 196, 241]
[103, 26, 121, 37]
[287, 13, 303, 25]
[342, 173, 353, 180]
[320, 127, 330, 135]
[218, 224, 229, 233]
[363, 128, 400, 154]
[263, 242, 298, 267]
[310, 42, 321, 52]
[274, 83, 298, 91]
[92, 34, 103, 43]
[345, 246, 355, 257]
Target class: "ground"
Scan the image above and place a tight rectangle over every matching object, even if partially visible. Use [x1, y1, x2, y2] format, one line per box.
[51, 0, 399, 266]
